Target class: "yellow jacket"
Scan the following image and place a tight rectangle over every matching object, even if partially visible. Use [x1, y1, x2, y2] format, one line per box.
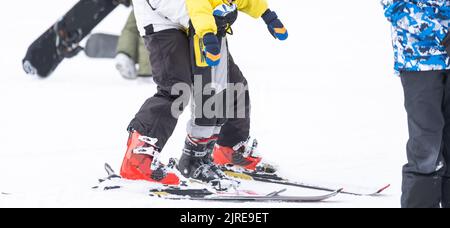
[186, 0, 269, 38]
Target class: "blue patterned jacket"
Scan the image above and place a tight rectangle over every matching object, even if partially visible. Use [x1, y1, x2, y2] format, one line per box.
[382, 0, 450, 75]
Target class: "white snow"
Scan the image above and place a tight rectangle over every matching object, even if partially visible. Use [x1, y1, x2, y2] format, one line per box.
[0, 0, 405, 208]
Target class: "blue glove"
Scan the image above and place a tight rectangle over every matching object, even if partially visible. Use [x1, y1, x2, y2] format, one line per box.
[262, 9, 288, 41]
[202, 33, 221, 66]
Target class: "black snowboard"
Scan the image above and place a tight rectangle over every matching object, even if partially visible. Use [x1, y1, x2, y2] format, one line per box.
[85, 33, 119, 58]
[22, 0, 127, 78]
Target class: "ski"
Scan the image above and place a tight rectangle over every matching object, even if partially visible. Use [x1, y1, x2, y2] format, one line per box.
[221, 166, 390, 197]
[150, 186, 342, 202]
[183, 188, 342, 202]
[148, 185, 342, 202]
[96, 163, 342, 203]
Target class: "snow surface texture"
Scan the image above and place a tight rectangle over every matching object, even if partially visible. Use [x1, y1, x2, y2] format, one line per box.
[0, 1, 404, 208]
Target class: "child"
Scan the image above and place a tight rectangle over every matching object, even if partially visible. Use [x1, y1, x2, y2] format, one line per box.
[120, 0, 287, 190]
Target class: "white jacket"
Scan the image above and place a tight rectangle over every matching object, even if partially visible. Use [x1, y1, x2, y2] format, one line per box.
[132, 0, 190, 36]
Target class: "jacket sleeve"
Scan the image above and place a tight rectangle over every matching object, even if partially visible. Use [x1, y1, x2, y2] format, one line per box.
[147, 0, 190, 29]
[185, 0, 218, 38]
[381, 0, 447, 42]
[234, 0, 269, 18]
[186, 0, 270, 38]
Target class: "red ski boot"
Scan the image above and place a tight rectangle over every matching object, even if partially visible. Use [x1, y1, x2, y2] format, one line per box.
[120, 131, 180, 185]
[213, 139, 277, 173]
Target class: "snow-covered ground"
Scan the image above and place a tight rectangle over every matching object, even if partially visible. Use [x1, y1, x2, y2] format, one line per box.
[0, 0, 406, 208]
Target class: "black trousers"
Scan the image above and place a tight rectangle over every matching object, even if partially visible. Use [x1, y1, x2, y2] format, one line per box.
[400, 70, 450, 208]
[128, 29, 250, 150]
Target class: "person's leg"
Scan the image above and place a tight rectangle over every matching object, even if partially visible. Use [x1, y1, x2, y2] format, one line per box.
[178, 37, 237, 189]
[121, 29, 192, 184]
[115, 11, 139, 79]
[116, 11, 138, 61]
[217, 54, 250, 148]
[441, 71, 450, 208]
[443, 170, 450, 208]
[128, 29, 192, 149]
[137, 37, 152, 77]
[120, 11, 152, 77]
[211, 54, 271, 172]
[400, 70, 446, 208]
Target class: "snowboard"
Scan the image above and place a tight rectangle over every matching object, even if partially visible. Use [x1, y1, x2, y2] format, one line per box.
[85, 33, 119, 58]
[22, 0, 128, 78]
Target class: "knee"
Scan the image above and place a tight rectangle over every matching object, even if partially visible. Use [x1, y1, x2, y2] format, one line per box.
[154, 86, 191, 118]
[156, 82, 191, 101]
[403, 157, 444, 175]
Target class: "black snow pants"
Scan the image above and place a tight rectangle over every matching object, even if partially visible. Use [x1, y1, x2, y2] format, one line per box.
[128, 29, 250, 150]
[400, 70, 450, 208]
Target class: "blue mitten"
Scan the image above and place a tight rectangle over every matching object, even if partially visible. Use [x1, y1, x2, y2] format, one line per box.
[203, 33, 221, 66]
[262, 9, 288, 41]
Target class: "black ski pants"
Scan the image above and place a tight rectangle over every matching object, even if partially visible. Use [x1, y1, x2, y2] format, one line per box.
[400, 70, 450, 208]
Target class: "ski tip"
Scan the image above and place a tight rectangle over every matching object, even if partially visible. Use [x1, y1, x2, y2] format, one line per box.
[104, 163, 117, 176]
[266, 189, 287, 197]
[331, 188, 344, 197]
[104, 186, 122, 191]
[375, 184, 391, 194]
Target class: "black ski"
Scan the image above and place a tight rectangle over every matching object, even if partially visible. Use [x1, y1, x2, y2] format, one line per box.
[96, 163, 342, 203]
[221, 166, 390, 197]
[148, 187, 342, 202]
[185, 188, 342, 203]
